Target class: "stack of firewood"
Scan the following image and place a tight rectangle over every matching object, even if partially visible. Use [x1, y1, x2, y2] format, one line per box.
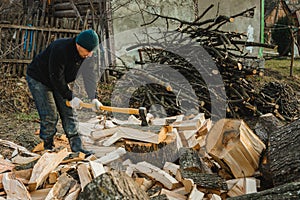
[0, 112, 274, 199]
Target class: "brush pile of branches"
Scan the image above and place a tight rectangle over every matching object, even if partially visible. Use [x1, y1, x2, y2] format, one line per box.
[113, 5, 299, 121]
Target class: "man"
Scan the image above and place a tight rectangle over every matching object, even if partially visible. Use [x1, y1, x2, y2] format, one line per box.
[26, 29, 102, 156]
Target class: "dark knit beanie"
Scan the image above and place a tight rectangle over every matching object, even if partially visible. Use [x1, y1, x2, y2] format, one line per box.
[76, 29, 99, 51]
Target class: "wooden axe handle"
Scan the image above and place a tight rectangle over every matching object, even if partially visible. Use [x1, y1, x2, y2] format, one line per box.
[67, 101, 140, 115]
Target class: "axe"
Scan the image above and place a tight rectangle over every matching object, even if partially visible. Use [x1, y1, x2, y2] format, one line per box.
[66, 101, 148, 126]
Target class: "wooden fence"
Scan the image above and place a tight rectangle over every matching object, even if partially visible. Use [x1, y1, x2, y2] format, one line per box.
[0, 14, 107, 77]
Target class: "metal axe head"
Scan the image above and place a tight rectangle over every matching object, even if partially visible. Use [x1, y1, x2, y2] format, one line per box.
[139, 107, 148, 126]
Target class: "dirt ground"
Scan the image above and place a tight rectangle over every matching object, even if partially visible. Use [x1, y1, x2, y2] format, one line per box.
[0, 65, 300, 157]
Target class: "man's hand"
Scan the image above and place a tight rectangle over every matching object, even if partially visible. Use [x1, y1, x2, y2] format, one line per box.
[91, 99, 103, 112]
[68, 97, 83, 109]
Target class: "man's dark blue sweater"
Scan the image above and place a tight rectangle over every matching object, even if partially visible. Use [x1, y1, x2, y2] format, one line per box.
[27, 37, 97, 101]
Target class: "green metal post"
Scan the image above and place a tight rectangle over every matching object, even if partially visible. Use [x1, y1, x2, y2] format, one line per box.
[259, 0, 265, 58]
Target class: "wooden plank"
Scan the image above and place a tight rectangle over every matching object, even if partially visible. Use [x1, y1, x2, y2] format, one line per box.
[28, 148, 70, 191]
[0, 24, 81, 34]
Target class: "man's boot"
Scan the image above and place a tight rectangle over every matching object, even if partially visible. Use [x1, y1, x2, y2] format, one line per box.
[43, 138, 54, 151]
[69, 135, 93, 157]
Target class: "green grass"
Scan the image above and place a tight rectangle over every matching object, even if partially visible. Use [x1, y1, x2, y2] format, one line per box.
[15, 111, 39, 121]
[265, 57, 300, 77]
[261, 57, 300, 93]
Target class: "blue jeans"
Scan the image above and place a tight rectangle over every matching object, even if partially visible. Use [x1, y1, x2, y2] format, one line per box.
[26, 75, 79, 141]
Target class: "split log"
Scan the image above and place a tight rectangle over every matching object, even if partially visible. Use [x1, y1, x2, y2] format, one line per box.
[89, 161, 105, 178]
[206, 119, 266, 178]
[268, 118, 300, 186]
[180, 170, 228, 191]
[91, 127, 119, 140]
[178, 147, 210, 173]
[11, 154, 40, 165]
[0, 158, 15, 173]
[77, 170, 149, 200]
[0, 139, 40, 157]
[28, 148, 70, 191]
[103, 126, 168, 146]
[2, 172, 31, 200]
[135, 177, 154, 191]
[64, 184, 81, 200]
[163, 162, 180, 177]
[30, 188, 52, 200]
[226, 178, 257, 197]
[172, 113, 205, 131]
[188, 185, 205, 200]
[61, 152, 85, 164]
[83, 145, 117, 158]
[134, 161, 180, 190]
[227, 181, 300, 200]
[160, 188, 186, 200]
[45, 173, 77, 200]
[0, 168, 32, 190]
[77, 163, 92, 190]
[94, 147, 126, 165]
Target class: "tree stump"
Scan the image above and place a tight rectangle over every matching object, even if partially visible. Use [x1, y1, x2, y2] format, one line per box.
[124, 134, 179, 168]
[269, 118, 300, 186]
[77, 170, 149, 200]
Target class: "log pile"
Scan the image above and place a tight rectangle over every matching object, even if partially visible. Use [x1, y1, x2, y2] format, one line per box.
[0, 77, 32, 113]
[1, 111, 290, 199]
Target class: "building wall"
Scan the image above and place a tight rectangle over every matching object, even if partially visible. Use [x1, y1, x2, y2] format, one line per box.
[110, 0, 262, 63]
[111, 0, 195, 34]
[111, 0, 195, 65]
